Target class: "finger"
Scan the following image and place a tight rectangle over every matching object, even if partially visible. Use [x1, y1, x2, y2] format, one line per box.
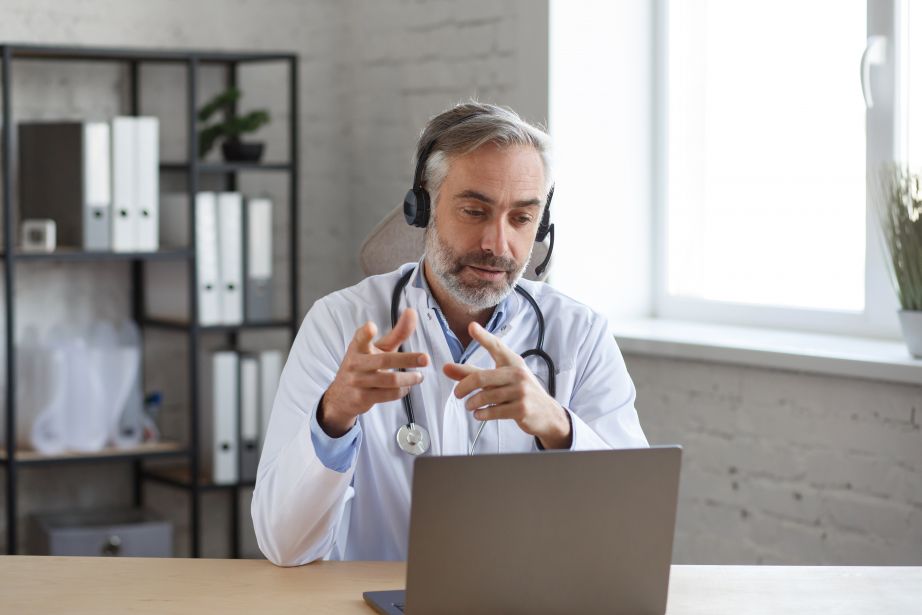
[469, 322, 521, 366]
[352, 321, 378, 354]
[472, 401, 520, 422]
[375, 308, 418, 352]
[442, 362, 480, 382]
[352, 370, 424, 389]
[362, 387, 412, 406]
[453, 366, 516, 399]
[465, 385, 518, 411]
[356, 351, 429, 371]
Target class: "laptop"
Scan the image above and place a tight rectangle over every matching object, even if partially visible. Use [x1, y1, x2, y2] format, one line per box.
[364, 446, 682, 615]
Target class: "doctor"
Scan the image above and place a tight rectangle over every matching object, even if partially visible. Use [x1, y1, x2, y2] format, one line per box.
[252, 102, 648, 566]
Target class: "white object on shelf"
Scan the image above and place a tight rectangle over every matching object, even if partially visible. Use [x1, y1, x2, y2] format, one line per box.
[21, 219, 56, 252]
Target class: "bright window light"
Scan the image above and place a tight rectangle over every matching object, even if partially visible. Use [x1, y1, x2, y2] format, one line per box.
[665, 0, 867, 312]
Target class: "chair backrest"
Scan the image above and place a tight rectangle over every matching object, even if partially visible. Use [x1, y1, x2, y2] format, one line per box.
[359, 205, 551, 281]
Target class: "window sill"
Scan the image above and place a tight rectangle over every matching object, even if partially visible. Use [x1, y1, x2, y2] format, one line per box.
[611, 318, 922, 386]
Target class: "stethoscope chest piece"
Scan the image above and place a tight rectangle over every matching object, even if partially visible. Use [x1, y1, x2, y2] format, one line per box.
[396, 422, 430, 456]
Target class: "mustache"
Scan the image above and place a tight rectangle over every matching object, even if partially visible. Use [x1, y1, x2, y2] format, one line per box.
[451, 251, 518, 274]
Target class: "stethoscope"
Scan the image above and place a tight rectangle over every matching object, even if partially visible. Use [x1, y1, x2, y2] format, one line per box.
[391, 266, 556, 456]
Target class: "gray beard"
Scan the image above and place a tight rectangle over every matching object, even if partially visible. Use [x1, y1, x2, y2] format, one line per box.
[424, 223, 533, 310]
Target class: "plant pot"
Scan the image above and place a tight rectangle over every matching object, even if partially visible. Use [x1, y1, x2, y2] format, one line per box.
[221, 140, 264, 163]
[898, 310, 922, 358]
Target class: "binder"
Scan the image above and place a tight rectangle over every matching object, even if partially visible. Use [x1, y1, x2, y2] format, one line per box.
[245, 197, 273, 322]
[212, 351, 239, 485]
[111, 117, 138, 252]
[82, 122, 112, 250]
[239, 355, 260, 482]
[18, 121, 112, 251]
[217, 192, 244, 325]
[196, 192, 223, 326]
[135, 117, 160, 252]
[258, 350, 283, 447]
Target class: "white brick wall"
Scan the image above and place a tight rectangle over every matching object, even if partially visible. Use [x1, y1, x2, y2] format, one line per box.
[629, 353, 922, 564]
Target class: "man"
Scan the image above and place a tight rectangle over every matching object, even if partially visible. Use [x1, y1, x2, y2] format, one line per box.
[252, 102, 647, 566]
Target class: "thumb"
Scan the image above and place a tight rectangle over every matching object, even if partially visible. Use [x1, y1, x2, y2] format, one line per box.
[376, 308, 418, 352]
[353, 321, 378, 354]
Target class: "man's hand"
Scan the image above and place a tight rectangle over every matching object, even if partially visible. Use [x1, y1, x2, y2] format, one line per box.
[443, 322, 572, 450]
[319, 308, 429, 437]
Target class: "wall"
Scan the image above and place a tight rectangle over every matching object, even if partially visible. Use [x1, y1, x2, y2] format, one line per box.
[630, 354, 922, 564]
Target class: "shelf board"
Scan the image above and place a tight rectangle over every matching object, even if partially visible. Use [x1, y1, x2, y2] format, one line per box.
[160, 161, 292, 174]
[142, 465, 255, 491]
[3, 43, 295, 64]
[141, 318, 296, 332]
[0, 441, 187, 467]
[4, 248, 192, 262]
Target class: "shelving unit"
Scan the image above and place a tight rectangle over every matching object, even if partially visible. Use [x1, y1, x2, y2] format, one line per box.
[0, 43, 300, 557]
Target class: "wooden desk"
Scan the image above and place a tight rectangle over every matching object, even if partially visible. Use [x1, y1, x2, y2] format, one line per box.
[1, 556, 919, 614]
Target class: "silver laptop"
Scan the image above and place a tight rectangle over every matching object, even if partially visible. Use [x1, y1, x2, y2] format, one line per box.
[364, 446, 682, 615]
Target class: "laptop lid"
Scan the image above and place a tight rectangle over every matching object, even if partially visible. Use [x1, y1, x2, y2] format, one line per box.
[402, 446, 682, 615]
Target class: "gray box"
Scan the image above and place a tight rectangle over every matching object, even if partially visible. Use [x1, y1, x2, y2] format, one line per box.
[28, 508, 173, 557]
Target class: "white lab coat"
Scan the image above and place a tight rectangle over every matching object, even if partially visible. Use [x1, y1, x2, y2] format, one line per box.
[252, 263, 648, 566]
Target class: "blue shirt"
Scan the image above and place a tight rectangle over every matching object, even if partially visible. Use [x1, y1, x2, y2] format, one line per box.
[310, 263, 510, 472]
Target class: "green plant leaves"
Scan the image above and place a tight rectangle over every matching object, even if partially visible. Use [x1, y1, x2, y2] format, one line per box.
[876, 165, 922, 311]
[196, 87, 270, 159]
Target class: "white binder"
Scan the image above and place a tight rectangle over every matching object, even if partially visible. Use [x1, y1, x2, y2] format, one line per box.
[196, 192, 223, 326]
[111, 117, 137, 252]
[217, 192, 244, 325]
[82, 122, 112, 251]
[239, 355, 260, 482]
[258, 350, 283, 447]
[212, 351, 239, 485]
[135, 117, 159, 252]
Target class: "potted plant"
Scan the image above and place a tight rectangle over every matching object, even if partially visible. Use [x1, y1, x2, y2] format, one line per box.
[877, 165, 922, 357]
[197, 87, 270, 162]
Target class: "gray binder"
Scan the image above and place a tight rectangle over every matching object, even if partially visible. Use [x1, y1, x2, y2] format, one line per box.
[238, 354, 260, 482]
[245, 197, 273, 321]
[19, 121, 111, 251]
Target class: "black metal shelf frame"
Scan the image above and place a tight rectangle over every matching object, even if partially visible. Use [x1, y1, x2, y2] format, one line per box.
[0, 43, 300, 559]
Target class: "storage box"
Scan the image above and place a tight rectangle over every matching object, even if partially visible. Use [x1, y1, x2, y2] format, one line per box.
[28, 508, 173, 557]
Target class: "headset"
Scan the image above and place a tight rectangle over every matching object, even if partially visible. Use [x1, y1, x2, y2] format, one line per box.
[402, 112, 555, 277]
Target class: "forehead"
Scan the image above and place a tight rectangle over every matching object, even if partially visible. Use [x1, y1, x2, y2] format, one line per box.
[443, 143, 545, 193]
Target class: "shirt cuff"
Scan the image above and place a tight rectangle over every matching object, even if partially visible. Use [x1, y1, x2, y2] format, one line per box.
[534, 407, 575, 451]
[309, 398, 363, 473]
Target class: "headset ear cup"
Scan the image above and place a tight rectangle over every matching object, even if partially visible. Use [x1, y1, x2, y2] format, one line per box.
[403, 188, 431, 228]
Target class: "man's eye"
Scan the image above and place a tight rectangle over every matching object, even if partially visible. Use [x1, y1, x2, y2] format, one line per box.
[515, 216, 533, 225]
[463, 209, 484, 217]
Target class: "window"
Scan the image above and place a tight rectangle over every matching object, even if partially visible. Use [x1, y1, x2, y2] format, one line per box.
[655, 0, 901, 337]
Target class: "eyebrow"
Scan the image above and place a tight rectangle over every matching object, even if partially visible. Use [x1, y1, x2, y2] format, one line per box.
[453, 189, 541, 208]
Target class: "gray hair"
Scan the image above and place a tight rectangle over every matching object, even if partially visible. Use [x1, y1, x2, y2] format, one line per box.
[414, 102, 554, 217]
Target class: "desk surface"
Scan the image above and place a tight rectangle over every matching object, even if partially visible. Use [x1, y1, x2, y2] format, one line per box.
[1, 556, 919, 614]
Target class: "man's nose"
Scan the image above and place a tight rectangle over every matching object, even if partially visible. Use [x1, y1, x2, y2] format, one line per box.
[481, 216, 510, 256]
